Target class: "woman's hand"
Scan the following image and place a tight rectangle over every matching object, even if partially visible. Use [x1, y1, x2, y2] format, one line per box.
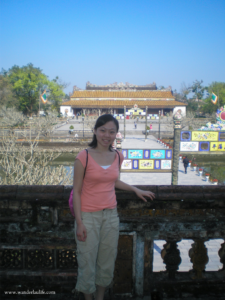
[76, 223, 87, 242]
[134, 187, 155, 202]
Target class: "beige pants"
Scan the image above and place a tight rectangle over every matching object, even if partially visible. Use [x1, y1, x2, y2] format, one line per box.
[74, 208, 119, 294]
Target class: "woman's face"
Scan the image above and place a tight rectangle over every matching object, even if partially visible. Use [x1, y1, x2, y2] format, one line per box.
[94, 121, 117, 148]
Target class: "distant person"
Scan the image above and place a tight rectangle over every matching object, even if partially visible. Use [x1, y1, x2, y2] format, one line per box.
[134, 121, 137, 129]
[183, 156, 189, 174]
[150, 124, 152, 130]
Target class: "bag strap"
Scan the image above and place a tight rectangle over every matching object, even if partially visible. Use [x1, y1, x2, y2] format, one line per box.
[83, 149, 120, 179]
[83, 149, 88, 178]
[115, 149, 120, 167]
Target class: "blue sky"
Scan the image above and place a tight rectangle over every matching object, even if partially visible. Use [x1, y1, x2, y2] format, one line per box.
[0, 0, 225, 94]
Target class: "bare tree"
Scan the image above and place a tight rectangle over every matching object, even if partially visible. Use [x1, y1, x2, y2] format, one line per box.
[0, 108, 73, 185]
[0, 106, 26, 128]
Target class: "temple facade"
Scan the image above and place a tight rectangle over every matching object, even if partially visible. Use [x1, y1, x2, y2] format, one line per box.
[60, 82, 187, 118]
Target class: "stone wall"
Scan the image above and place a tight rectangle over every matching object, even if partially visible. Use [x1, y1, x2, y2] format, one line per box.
[0, 185, 225, 299]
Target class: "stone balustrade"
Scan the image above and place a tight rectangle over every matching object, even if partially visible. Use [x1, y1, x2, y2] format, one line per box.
[0, 185, 225, 299]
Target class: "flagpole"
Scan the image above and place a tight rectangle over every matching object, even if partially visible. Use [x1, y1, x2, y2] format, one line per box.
[217, 89, 220, 108]
[39, 90, 40, 128]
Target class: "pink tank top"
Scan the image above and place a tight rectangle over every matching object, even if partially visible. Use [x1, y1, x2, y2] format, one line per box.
[76, 150, 124, 212]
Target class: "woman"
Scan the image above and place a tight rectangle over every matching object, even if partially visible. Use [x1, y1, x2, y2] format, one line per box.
[73, 114, 155, 300]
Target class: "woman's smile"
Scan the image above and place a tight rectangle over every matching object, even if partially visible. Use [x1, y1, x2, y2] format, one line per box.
[94, 121, 117, 148]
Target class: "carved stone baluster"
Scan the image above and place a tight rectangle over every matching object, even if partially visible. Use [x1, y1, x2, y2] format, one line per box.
[189, 240, 209, 279]
[218, 240, 225, 271]
[161, 240, 181, 279]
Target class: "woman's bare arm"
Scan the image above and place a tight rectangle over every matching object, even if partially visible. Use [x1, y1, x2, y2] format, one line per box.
[115, 179, 155, 202]
[73, 159, 87, 241]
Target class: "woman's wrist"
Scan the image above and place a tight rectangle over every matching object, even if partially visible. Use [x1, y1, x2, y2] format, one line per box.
[132, 186, 139, 193]
[75, 218, 83, 226]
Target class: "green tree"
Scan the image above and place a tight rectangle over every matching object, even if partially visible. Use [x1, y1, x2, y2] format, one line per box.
[189, 80, 207, 115]
[202, 82, 225, 114]
[48, 76, 66, 111]
[173, 83, 190, 103]
[0, 73, 18, 107]
[7, 64, 65, 115]
[186, 98, 198, 112]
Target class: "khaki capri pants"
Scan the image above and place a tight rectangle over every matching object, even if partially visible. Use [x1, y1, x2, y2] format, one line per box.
[74, 208, 119, 294]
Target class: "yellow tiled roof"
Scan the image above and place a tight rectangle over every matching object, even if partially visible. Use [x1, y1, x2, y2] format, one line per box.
[70, 90, 174, 98]
[62, 100, 187, 108]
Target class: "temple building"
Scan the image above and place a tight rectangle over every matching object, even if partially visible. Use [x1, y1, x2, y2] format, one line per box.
[60, 82, 187, 118]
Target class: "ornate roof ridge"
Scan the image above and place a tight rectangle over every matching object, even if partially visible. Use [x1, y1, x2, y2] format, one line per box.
[86, 81, 157, 90]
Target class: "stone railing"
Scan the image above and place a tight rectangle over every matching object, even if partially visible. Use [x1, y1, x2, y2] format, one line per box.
[0, 185, 225, 299]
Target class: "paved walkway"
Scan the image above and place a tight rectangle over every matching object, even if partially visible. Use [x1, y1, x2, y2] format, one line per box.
[54, 119, 172, 132]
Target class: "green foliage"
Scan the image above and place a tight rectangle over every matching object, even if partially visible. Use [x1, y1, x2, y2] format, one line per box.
[0, 73, 18, 107]
[186, 99, 198, 112]
[146, 125, 150, 130]
[48, 76, 65, 111]
[202, 82, 225, 114]
[5, 64, 65, 115]
[189, 80, 207, 100]
[187, 80, 208, 114]
[69, 125, 74, 129]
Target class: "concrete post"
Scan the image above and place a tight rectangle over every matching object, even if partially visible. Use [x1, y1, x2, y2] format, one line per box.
[124, 106, 126, 141]
[158, 110, 161, 139]
[145, 106, 148, 141]
[172, 120, 181, 185]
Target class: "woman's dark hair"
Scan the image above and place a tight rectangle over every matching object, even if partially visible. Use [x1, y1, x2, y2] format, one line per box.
[89, 114, 119, 150]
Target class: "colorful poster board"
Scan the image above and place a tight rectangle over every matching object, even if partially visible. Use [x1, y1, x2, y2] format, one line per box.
[161, 160, 172, 169]
[139, 160, 154, 169]
[128, 150, 143, 159]
[180, 130, 225, 152]
[121, 149, 173, 171]
[180, 142, 199, 151]
[192, 131, 218, 141]
[210, 142, 225, 151]
[121, 160, 132, 169]
[150, 150, 165, 159]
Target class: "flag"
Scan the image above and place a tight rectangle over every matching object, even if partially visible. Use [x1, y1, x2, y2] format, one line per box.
[211, 92, 218, 105]
[40, 90, 47, 104]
